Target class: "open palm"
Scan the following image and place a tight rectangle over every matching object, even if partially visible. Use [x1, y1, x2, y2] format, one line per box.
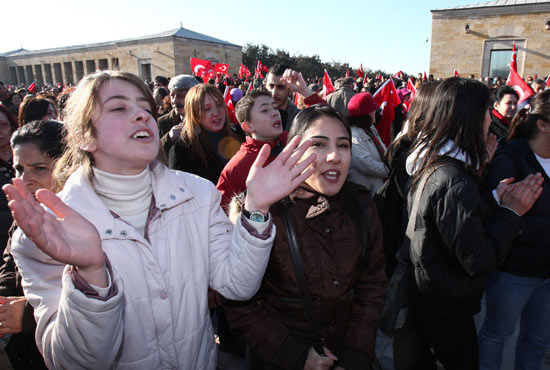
[245, 136, 316, 213]
[3, 179, 104, 272]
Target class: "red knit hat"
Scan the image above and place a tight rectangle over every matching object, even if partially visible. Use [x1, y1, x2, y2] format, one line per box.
[347, 92, 378, 117]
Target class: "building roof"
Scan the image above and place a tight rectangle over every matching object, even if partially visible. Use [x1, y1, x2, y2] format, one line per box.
[431, 0, 550, 17]
[0, 27, 240, 57]
[434, 0, 548, 11]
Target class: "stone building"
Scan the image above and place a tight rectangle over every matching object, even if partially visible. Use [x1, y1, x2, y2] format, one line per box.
[430, 0, 550, 79]
[0, 27, 242, 86]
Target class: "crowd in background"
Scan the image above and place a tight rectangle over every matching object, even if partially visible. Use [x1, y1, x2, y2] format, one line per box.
[0, 64, 548, 370]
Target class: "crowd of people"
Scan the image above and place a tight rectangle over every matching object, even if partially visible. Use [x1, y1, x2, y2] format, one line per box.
[0, 65, 547, 370]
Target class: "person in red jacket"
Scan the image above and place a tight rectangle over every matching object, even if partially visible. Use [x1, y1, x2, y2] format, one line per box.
[217, 90, 287, 211]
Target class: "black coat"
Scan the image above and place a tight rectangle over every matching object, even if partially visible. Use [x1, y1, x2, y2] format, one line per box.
[486, 139, 550, 277]
[407, 158, 523, 316]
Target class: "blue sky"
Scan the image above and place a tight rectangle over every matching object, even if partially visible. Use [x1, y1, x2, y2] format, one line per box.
[4, 0, 477, 75]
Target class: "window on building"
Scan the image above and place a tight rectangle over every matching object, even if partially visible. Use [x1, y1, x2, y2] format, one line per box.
[139, 59, 152, 82]
[25, 66, 34, 84]
[111, 58, 119, 70]
[44, 64, 53, 84]
[10, 67, 17, 85]
[86, 60, 96, 74]
[34, 65, 44, 85]
[489, 49, 513, 79]
[17, 66, 25, 85]
[74, 61, 84, 82]
[98, 59, 108, 70]
[63, 62, 74, 84]
[53, 63, 62, 85]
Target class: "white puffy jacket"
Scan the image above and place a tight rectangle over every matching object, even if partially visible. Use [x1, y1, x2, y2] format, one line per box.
[348, 126, 389, 194]
[11, 161, 275, 369]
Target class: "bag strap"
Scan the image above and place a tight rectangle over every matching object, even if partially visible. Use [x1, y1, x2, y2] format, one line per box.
[281, 207, 325, 355]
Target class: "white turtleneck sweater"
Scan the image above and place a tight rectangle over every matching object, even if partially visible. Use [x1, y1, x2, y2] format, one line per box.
[92, 167, 153, 236]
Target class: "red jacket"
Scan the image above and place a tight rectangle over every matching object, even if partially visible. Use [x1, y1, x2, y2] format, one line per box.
[217, 132, 288, 211]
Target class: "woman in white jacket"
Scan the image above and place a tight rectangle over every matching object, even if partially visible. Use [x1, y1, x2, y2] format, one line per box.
[346, 92, 389, 194]
[2, 71, 316, 369]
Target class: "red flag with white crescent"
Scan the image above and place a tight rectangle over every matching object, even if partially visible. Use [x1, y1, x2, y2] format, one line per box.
[510, 41, 517, 72]
[190, 57, 213, 77]
[322, 70, 335, 98]
[223, 86, 238, 124]
[28, 82, 36, 93]
[453, 69, 460, 77]
[257, 60, 269, 72]
[403, 79, 417, 112]
[215, 64, 229, 76]
[373, 78, 401, 146]
[393, 71, 404, 79]
[506, 67, 534, 104]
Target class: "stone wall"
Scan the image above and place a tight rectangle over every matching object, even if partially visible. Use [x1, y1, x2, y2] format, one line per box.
[430, 10, 550, 78]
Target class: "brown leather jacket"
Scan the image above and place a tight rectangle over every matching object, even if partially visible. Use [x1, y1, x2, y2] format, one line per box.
[223, 183, 387, 370]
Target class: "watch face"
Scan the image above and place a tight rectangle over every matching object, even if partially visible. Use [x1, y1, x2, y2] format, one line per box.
[250, 212, 266, 222]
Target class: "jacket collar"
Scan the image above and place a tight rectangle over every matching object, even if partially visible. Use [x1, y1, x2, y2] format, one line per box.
[491, 109, 511, 127]
[58, 161, 195, 239]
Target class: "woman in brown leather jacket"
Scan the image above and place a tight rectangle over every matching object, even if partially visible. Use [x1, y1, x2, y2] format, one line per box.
[224, 106, 387, 370]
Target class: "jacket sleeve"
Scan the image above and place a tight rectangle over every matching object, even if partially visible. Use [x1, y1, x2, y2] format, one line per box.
[11, 229, 124, 370]
[208, 184, 275, 301]
[340, 200, 387, 369]
[351, 130, 389, 178]
[223, 295, 310, 369]
[433, 177, 522, 276]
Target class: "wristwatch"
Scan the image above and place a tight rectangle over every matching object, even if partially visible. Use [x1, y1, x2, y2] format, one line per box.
[242, 207, 269, 222]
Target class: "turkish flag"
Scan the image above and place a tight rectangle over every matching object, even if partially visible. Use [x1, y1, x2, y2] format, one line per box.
[376, 73, 382, 80]
[257, 60, 269, 73]
[546, 74, 550, 88]
[507, 67, 534, 104]
[223, 86, 239, 125]
[247, 81, 254, 93]
[373, 78, 401, 146]
[28, 82, 36, 93]
[510, 41, 517, 72]
[190, 58, 213, 77]
[423, 71, 428, 81]
[454, 69, 460, 77]
[403, 78, 417, 112]
[393, 71, 404, 79]
[215, 64, 229, 76]
[323, 70, 335, 98]
[345, 69, 350, 78]
[534, 72, 538, 79]
[357, 64, 364, 78]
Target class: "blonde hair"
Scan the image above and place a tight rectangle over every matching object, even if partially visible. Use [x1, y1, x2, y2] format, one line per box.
[181, 83, 239, 165]
[53, 70, 157, 191]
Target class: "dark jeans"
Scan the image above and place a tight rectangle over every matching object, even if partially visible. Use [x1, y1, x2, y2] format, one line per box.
[393, 304, 479, 370]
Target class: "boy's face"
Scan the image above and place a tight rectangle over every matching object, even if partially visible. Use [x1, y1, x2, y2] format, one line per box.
[245, 95, 283, 141]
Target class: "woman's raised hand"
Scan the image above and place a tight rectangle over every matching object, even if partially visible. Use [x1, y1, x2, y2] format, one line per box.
[3, 179, 107, 286]
[244, 136, 316, 214]
[496, 173, 544, 216]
